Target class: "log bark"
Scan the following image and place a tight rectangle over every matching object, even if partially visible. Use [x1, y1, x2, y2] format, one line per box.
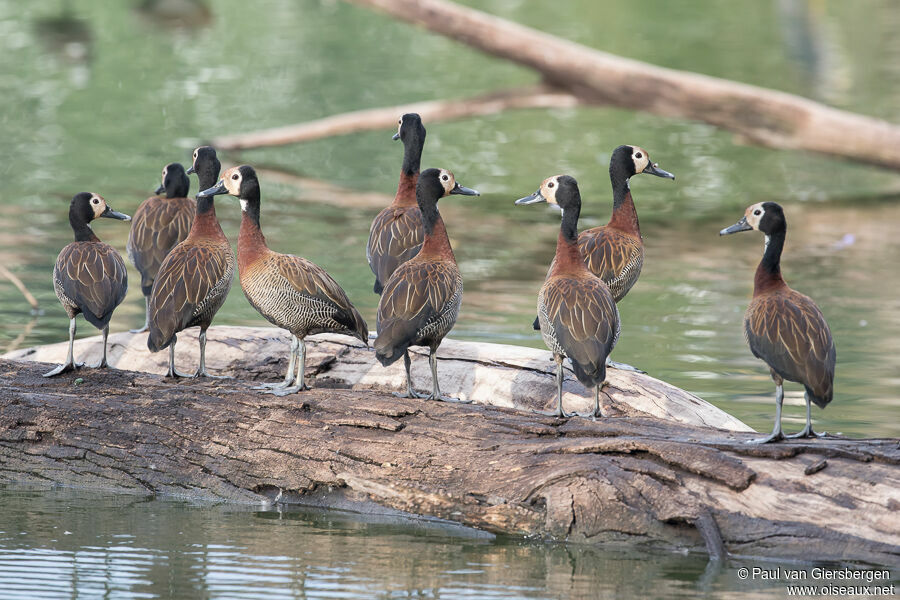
[4, 326, 749, 430]
[0, 357, 898, 565]
[213, 86, 580, 150]
[2, 329, 899, 565]
[217, 0, 900, 171]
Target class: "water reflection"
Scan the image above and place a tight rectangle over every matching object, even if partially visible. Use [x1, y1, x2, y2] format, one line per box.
[1, 486, 858, 599]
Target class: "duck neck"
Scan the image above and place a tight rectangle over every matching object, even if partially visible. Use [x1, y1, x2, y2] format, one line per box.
[193, 167, 221, 229]
[393, 171, 419, 208]
[70, 210, 98, 243]
[237, 191, 268, 270]
[754, 229, 786, 295]
[550, 205, 586, 276]
[608, 178, 641, 236]
[419, 211, 454, 260]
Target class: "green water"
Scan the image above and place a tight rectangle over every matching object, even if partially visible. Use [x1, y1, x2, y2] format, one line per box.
[2, 486, 896, 599]
[0, 0, 899, 593]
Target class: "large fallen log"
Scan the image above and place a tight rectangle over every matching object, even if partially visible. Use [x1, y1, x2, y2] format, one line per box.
[4, 326, 750, 430]
[0, 350, 898, 565]
[217, 0, 900, 172]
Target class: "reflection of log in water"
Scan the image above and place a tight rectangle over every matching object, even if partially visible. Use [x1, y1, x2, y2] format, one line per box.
[2, 328, 899, 566]
[1, 488, 724, 597]
[217, 0, 900, 172]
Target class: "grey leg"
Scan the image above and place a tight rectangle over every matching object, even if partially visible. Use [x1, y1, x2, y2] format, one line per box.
[166, 336, 195, 379]
[536, 358, 574, 417]
[89, 326, 110, 368]
[393, 350, 427, 399]
[786, 393, 825, 439]
[428, 347, 470, 403]
[267, 338, 311, 396]
[747, 383, 785, 444]
[130, 297, 149, 333]
[194, 328, 231, 379]
[254, 335, 297, 389]
[43, 317, 84, 377]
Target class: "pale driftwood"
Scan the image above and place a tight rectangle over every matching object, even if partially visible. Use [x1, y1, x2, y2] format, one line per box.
[4, 326, 749, 431]
[219, 0, 900, 171]
[0, 355, 898, 565]
[0, 264, 38, 311]
[213, 86, 581, 150]
[352, 0, 900, 169]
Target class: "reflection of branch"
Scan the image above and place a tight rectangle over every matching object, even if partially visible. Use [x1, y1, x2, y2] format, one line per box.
[0, 264, 38, 311]
[4, 316, 37, 354]
[213, 85, 580, 150]
[336, 0, 900, 171]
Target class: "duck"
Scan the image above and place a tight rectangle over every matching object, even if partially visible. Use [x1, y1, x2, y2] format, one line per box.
[147, 147, 235, 378]
[126, 162, 195, 333]
[45, 193, 131, 377]
[198, 165, 368, 394]
[374, 167, 479, 402]
[366, 113, 426, 294]
[532, 145, 673, 371]
[517, 175, 619, 418]
[720, 202, 836, 443]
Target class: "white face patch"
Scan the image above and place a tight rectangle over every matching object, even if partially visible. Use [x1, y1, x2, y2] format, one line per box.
[397, 118, 403, 138]
[439, 169, 455, 195]
[89, 194, 105, 218]
[745, 202, 765, 230]
[540, 175, 562, 205]
[631, 146, 650, 173]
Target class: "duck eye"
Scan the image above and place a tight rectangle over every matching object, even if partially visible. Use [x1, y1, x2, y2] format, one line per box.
[754, 210, 762, 216]
[548, 182, 555, 188]
[635, 152, 642, 159]
[91, 198, 99, 204]
[441, 174, 449, 181]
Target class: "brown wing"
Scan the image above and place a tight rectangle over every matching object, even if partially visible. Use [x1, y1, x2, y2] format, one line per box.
[577, 227, 643, 302]
[745, 290, 836, 406]
[366, 205, 424, 294]
[54, 242, 128, 329]
[374, 259, 460, 365]
[147, 239, 234, 352]
[276, 254, 368, 341]
[127, 197, 196, 292]
[540, 276, 619, 388]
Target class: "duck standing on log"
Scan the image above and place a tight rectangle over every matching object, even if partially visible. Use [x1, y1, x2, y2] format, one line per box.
[198, 165, 368, 395]
[720, 202, 836, 443]
[517, 176, 619, 418]
[532, 145, 674, 372]
[366, 113, 427, 294]
[126, 162, 195, 333]
[374, 168, 479, 402]
[46, 193, 131, 377]
[147, 147, 235, 378]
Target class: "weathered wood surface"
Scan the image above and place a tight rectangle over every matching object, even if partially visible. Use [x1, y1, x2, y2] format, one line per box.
[0, 355, 898, 566]
[4, 326, 750, 431]
[215, 0, 900, 172]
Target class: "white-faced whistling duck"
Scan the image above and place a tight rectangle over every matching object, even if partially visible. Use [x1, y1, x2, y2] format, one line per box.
[45, 193, 131, 377]
[720, 202, 836, 443]
[198, 165, 368, 395]
[517, 176, 620, 418]
[366, 113, 426, 294]
[126, 162, 195, 333]
[532, 145, 673, 372]
[147, 147, 236, 378]
[374, 168, 479, 402]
